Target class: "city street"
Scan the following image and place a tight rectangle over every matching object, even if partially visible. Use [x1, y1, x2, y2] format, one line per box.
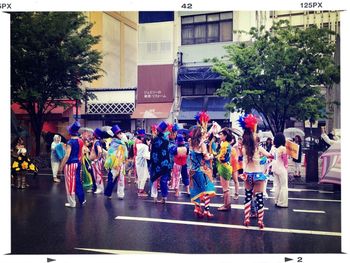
[11, 173, 341, 254]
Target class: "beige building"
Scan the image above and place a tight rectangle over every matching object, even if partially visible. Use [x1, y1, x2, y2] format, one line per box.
[81, 12, 138, 131]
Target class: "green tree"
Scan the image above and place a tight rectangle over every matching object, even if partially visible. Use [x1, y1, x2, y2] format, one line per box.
[11, 12, 103, 155]
[212, 20, 340, 135]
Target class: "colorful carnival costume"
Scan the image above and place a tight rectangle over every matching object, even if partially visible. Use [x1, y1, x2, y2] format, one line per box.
[11, 144, 38, 189]
[150, 121, 172, 203]
[81, 144, 93, 191]
[190, 111, 216, 217]
[189, 147, 216, 216]
[216, 137, 233, 211]
[90, 128, 105, 194]
[171, 134, 190, 196]
[104, 125, 128, 199]
[61, 121, 85, 208]
[168, 123, 178, 189]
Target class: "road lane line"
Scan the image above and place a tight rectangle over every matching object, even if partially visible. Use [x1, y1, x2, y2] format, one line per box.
[145, 200, 269, 210]
[115, 216, 341, 237]
[75, 247, 171, 254]
[293, 209, 326, 214]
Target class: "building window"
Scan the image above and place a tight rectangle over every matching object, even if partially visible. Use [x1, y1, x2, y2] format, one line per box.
[181, 12, 233, 45]
[181, 82, 220, 96]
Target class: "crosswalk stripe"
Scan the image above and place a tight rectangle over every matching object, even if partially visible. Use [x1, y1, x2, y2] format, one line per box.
[115, 216, 341, 237]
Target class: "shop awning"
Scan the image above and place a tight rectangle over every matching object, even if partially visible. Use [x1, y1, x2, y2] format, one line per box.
[178, 97, 230, 120]
[11, 101, 76, 115]
[131, 103, 173, 119]
[177, 66, 223, 85]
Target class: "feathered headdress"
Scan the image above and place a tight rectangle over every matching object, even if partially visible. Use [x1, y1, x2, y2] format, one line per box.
[151, 124, 157, 138]
[237, 114, 258, 132]
[195, 111, 210, 133]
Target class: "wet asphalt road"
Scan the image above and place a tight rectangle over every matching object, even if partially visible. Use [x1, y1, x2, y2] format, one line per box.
[11, 173, 341, 255]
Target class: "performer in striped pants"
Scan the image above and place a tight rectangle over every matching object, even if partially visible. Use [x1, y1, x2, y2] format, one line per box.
[59, 121, 85, 208]
[90, 128, 105, 194]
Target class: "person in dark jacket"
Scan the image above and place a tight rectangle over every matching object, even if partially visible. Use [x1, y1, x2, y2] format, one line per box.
[292, 135, 303, 178]
[149, 121, 171, 203]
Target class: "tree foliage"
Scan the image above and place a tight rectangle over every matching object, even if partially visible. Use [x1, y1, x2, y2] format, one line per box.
[11, 12, 103, 155]
[213, 20, 340, 134]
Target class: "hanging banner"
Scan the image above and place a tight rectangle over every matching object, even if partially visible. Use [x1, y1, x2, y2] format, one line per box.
[286, 140, 300, 159]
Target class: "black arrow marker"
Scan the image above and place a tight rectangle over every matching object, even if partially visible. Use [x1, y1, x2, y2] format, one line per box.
[285, 257, 293, 262]
[47, 258, 56, 263]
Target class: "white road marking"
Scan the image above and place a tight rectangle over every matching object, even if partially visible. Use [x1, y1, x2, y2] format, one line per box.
[293, 209, 326, 214]
[144, 200, 269, 210]
[115, 216, 341, 237]
[75, 247, 172, 254]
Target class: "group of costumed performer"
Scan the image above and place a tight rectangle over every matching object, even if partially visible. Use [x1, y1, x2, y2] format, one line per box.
[189, 111, 216, 218]
[238, 114, 274, 229]
[58, 121, 86, 208]
[11, 137, 38, 189]
[104, 124, 128, 199]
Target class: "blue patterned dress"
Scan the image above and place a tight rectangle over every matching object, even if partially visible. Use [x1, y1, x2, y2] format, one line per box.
[189, 151, 216, 205]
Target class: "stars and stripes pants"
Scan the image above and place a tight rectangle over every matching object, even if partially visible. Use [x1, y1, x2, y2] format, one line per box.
[91, 158, 104, 192]
[64, 162, 84, 207]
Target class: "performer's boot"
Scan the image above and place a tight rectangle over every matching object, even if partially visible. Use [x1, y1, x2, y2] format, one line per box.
[203, 194, 214, 218]
[194, 204, 203, 217]
[244, 188, 253, 226]
[16, 176, 21, 189]
[256, 192, 265, 229]
[218, 190, 231, 211]
[21, 175, 27, 189]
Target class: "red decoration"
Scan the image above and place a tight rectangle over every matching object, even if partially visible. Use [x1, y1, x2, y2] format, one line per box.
[244, 114, 258, 132]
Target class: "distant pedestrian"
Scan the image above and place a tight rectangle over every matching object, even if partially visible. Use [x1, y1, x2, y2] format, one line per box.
[292, 135, 303, 178]
[136, 134, 151, 197]
[51, 134, 62, 183]
[272, 133, 289, 208]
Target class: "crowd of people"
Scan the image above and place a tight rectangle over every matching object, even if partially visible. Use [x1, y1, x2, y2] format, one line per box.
[12, 112, 308, 229]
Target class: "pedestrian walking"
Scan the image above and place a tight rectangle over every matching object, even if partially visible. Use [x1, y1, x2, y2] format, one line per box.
[272, 133, 289, 208]
[238, 114, 273, 229]
[58, 121, 85, 208]
[51, 134, 62, 183]
[292, 135, 303, 178]
[136, 134, 151, 197]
